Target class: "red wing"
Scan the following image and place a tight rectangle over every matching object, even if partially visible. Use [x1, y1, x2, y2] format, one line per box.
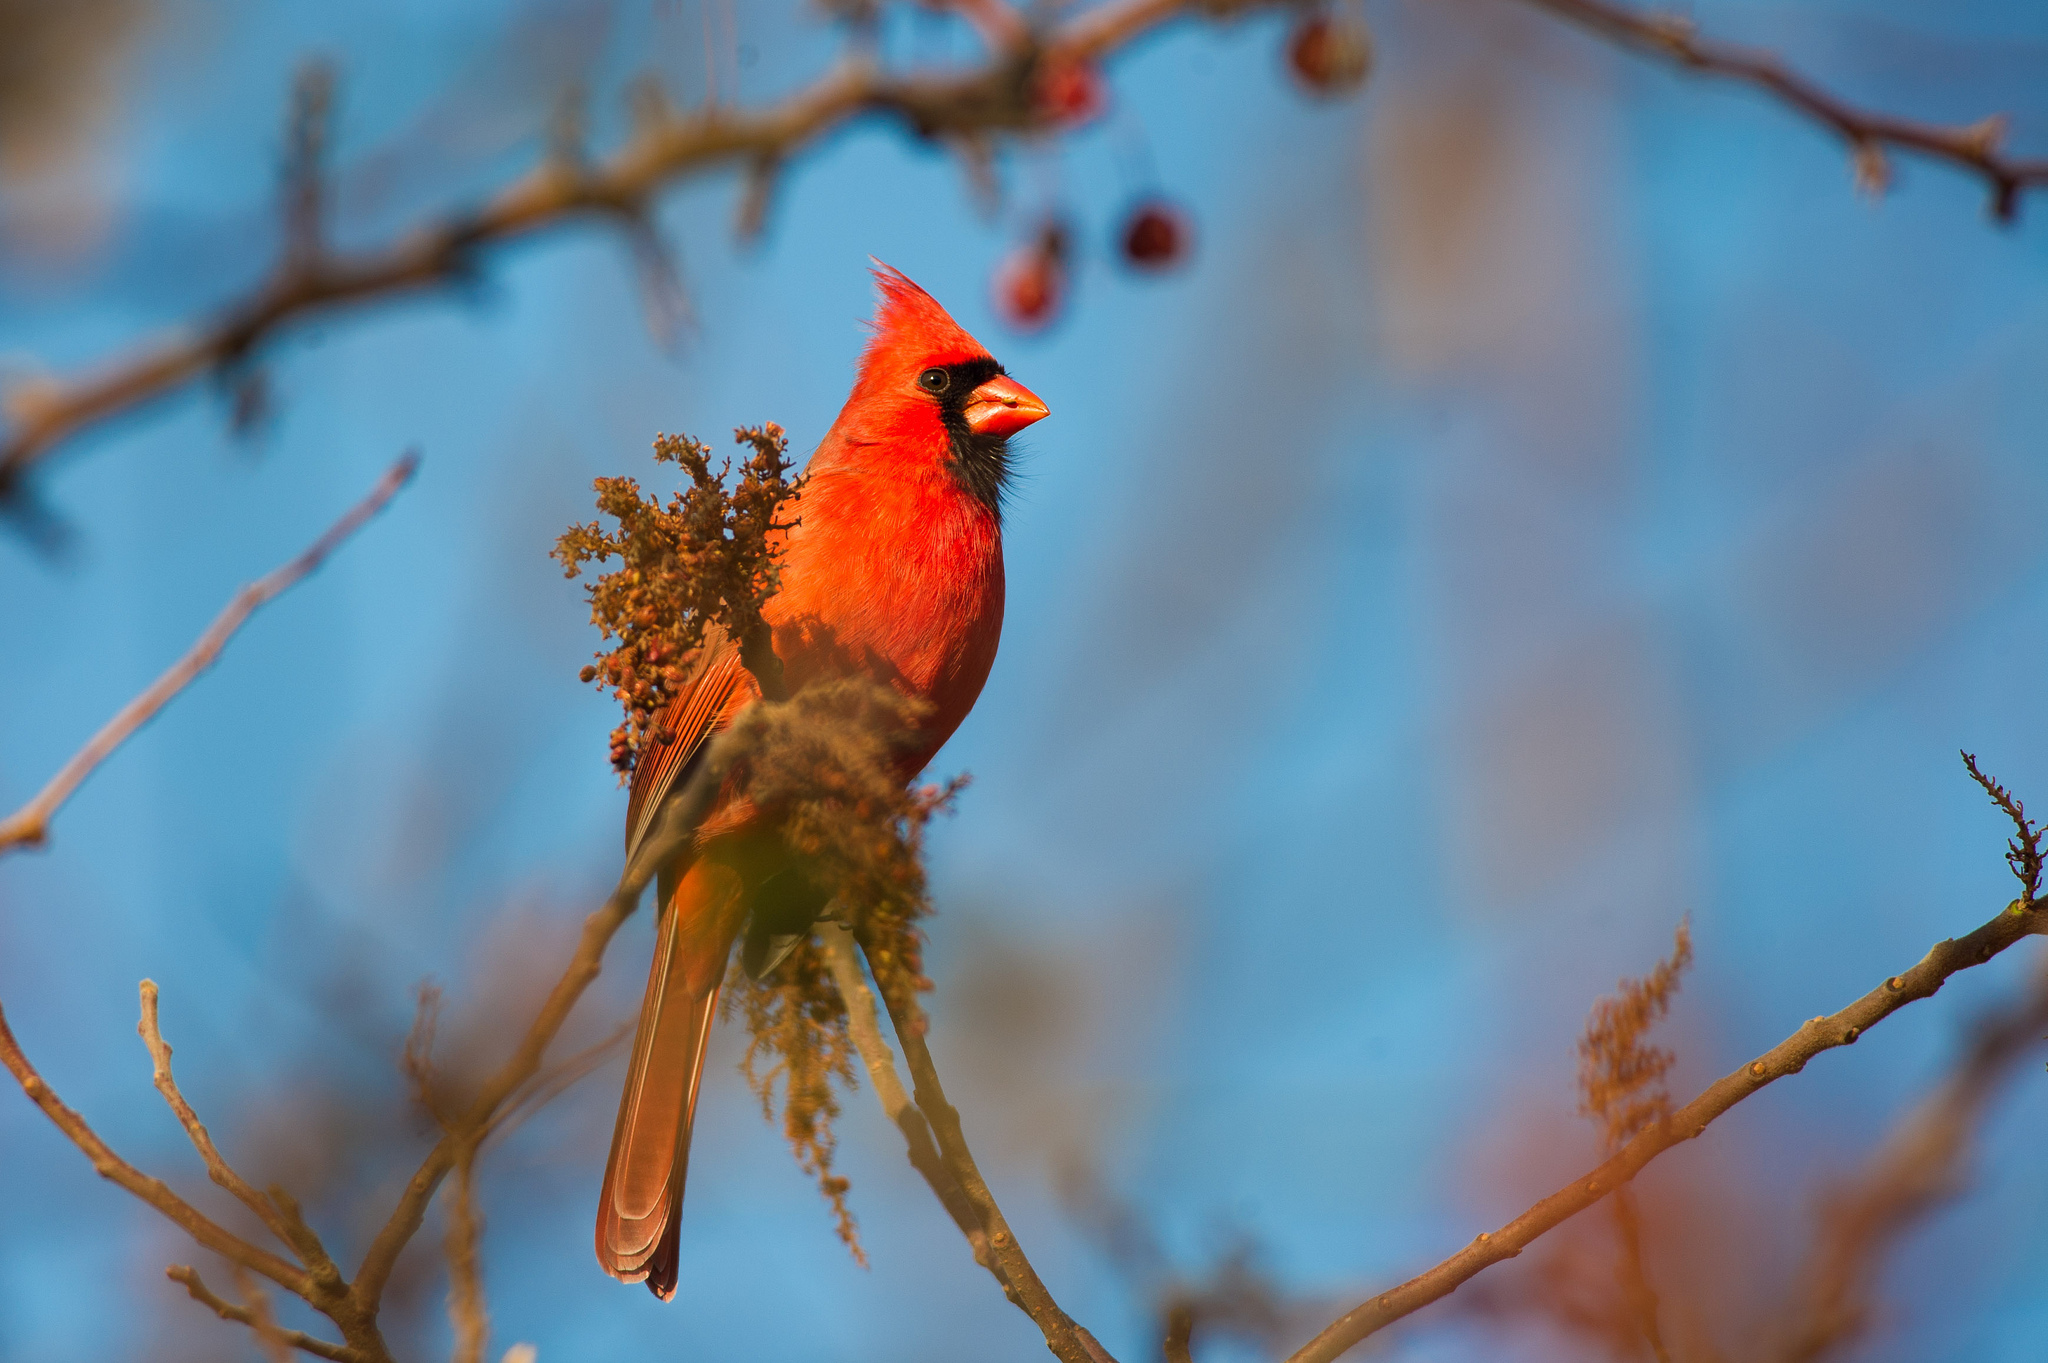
[624, 634, 757, 861]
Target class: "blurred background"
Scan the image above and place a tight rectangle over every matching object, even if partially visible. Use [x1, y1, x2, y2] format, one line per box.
[4, 1, 2048, 1359]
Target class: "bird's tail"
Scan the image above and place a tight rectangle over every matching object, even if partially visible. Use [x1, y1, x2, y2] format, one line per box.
[595, 861, 739, 1298]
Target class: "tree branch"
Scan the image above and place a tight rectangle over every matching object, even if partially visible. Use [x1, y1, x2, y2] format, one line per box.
[0, 1000, 312, 1296]
[445, 1153, 489, 1363]
[0, 0, 1246, 507]
[1514, 0, 2048, 218]
[0, 451, 419, 854]
[1283, 897, 2048, 1363]
[856, 932, 1114, 1363]
[138, 981, 347, 1295]
[817, 922, 993, 1264]
[167, 1265, 358, 1363]
[1768, 953, 2048, 1362]
[349, 724, 749, 1315]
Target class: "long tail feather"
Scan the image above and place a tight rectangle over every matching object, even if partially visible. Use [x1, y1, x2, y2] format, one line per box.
[595, 863, 738, 1298]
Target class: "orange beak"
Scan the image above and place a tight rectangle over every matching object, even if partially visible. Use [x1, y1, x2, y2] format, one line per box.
[963, 374, 1049, 438]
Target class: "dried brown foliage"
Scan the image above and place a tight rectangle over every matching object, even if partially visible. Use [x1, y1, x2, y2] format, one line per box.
[727, 939, 866, 1258]
[1578, 921, 1694, 1152]
[554, 423, 800, 774]
[1962, 750, 2045, 905]
[720, 679, 966, 1257]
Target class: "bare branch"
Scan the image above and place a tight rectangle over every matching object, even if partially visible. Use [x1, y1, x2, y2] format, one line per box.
[485, 1019, 633, 1144]
[0, 1001, 311, 1296]
[233, 1264, 298, 1363]
[167, 1265, 358, 1363]
[1283, 897, 2048, 1362]
[818, 922, 991, 1261]
[445, 1155, 489, 1363]
[346, 727, 755, 1317]
[857, 932, 1115, 1363]
[138, 981, 345, 1293]
[1769, 955, 2048, 1362]
[1515, 0, 2048, 219]
[0, 451, 419, 854]
[1610, 1187, 1671, 1363]
[0, 0, 1247, 504]
[1164, 1303, 1195, 1363]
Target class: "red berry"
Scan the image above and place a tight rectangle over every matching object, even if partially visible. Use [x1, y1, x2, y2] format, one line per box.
[1119, 199, 1191, 271]
[1288, 9, 1372, 97]
[993, 221, 1070, 331]
[1032, 57, 1107, 129]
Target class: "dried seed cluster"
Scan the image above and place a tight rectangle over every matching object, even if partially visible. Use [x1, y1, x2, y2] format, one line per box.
[554, 423, 799, 775]
[1577, 921, 1694, 1151]
[721, 678, 962, 1260]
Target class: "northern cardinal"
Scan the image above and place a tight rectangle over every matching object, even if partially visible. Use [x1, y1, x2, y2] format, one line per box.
[596, 266, 1049, 1297]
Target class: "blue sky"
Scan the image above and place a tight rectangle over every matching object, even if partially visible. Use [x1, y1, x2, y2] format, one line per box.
[4, 2, 2048, 1360]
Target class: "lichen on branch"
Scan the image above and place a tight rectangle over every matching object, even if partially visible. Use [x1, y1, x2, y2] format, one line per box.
[554, 423, 800, 775]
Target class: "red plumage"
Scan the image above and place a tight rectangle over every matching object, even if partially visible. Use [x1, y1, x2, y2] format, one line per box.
[595, 265, 1048, 1297]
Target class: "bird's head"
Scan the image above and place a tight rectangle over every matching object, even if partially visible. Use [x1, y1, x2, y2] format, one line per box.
[837, 263, 1049, 514]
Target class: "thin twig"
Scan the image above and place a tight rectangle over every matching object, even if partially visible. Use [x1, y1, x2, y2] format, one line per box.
[485, 1019, 634, 1143]
[1610, 1187, 1671, 1363]
[0, 1002, 311, 1296]
[1515, 0, 2048, 218]
[857, 933, 1115, 1363]
[233, 1264, 298, 1363]
[0, 451, 420, 854]
[167, 1265, 358, 1363]
[1282, 896, 2048, 1362]
[1769, 954, 2048, 1362]
[349, 725, 748, 1317]
[445, 1154, 490, 1363]
[1164, 1303, 1196, 1363]
[818, 923, 992, 1263]
[139, 981, 347, 1294]
[1962, 751, 2044, 904]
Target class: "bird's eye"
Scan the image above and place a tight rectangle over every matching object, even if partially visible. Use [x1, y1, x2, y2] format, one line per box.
[917, 367, 950, 394]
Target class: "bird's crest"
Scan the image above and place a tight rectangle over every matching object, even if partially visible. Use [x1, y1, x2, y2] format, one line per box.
[856, 262, 990, 384]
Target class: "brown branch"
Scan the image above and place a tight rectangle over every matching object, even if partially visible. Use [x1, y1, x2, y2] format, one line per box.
[1283, 897, 2048, 1363]
[0, 451, 419, 854]
[167, 1265, 358, 1363]
[445, 1154, 489, 1363]
[139, 981, 347, 1295]
[233, 1264, 298, 1363]
[1515, 0, 2048, 219]
[349, 724, 750, 1315]
[0, 0, 1246, 505]
[1609, 1187, 1671, 1363]
[1768, 953, 2048, 1362]
[0, 1000, 311, 1296]
[857, 933, 1115, 1363]
[817, 922, 992, 1263]
[1163, 1304, 1196, 1363]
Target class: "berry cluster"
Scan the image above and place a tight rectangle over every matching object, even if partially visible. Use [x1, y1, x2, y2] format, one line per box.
[993, 5, 1371, 331]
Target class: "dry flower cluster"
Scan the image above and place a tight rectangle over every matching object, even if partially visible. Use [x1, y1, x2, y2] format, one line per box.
[1578, 920, 1695, 1153]
[553, 423, 800, 773]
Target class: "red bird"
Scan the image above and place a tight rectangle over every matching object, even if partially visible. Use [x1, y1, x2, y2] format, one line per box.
[596, 266, 1048, 1297]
